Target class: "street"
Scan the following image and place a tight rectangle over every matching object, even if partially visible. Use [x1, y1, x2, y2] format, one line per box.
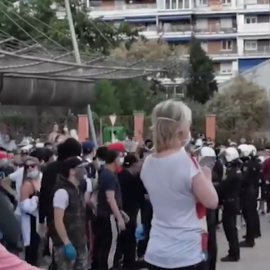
[139, 216, 270, 270]
[217, 215, 270, 270]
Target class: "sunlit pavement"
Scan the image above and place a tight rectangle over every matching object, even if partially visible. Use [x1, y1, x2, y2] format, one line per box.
[140, 216, 270, 270]
[37, 216, 269, 270]
[216, 215, 270, 270]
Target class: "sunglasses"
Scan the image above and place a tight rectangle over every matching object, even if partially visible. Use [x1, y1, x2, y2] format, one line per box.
[25, 164, 37, 169]
[14, 163, 24, 167]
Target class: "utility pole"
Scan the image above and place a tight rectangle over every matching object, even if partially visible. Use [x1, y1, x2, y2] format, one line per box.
[64, 0, 97, 145]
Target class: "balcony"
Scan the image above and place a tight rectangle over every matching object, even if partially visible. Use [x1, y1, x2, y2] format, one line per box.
[194, 26, 237, 34]
[244, 0, 270, 11]
[79, 1, 158, 18]
[238, 23, 270, 36]
[243, 45, 270, 56]
[159, 24, 192, 32]
[88, 3, 157, 11]
[193, 2, 236, 13]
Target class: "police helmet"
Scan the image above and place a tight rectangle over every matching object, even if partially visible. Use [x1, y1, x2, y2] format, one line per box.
[258, 156, 265, 163]
[193, 138, 203, 153]
[198, 146, 216, 168]
[199, 146, 216, 160]
[229, 141, 237, 147]
[224, 147, 240, 163]
[238, 144, 251, 157]
[248, 144, 257, 157]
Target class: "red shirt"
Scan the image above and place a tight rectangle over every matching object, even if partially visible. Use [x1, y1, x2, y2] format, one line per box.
[263, 156, 270, 180]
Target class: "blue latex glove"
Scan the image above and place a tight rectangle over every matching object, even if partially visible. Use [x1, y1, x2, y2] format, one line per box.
[135, 224, 145, 241]
[64, 243, 77, 261]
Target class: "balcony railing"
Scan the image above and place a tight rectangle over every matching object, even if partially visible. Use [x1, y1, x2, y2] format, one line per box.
[244, 45, 270, 55]
[86, 1, 157, 11]
[159, 25, 192, 32]
[194, 26, 237, 34]
[244, 0, 270, 5]
[193, 3, 234, 11]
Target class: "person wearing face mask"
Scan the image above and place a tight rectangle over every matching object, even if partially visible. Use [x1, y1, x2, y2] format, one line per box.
[95, 146, 108, 173]
[107, 142, 125, 172]
[115, 154, 142, 270]
[1, 152, 43, 227]
[140, 100, 218, 270]
[49, 156, 88, 270]
[0, 134, 17, 152]
[92, 150, 124, 270]
[19, 157, 41, 266]
[217, 147, 241, 262]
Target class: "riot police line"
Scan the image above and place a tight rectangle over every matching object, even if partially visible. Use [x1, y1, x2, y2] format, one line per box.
[191, 139, 268, 270]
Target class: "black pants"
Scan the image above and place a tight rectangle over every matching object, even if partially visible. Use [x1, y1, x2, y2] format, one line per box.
[115, 213, 137, 269]
[25, 231, 40, 266]
[92, 215, 118, 270]
[242, 192, 258, 244]
[137, 201, 152, 258]
[222, 209, 239, 259]
[207, 225, 217, 270]
[148, 261, 207, 270]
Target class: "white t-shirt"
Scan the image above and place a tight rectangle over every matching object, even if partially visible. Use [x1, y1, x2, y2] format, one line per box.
[53, 178, 92, 210]
[9, 167, 43, 215]
[140, 148, 204, 268]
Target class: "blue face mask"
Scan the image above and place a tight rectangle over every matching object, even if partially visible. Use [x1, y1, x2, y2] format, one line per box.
[27, 170, 40, 179]
[1, 158, 9, 167]
[97, 160, 105, 168]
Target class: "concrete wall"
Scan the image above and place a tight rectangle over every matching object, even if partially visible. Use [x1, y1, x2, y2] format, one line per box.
[219, 59, 270, 93]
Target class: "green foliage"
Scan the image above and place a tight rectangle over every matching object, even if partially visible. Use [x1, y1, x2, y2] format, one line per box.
[92, 80, 122, 116]
[0, 0, 138, 54]
[187, 37, 218, 104]
[92, 79, 165, 117]
[207, 77, 268, 137]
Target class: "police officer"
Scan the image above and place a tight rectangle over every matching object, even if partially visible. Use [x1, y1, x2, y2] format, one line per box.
[218, 147, 241, 262]
[198, 146, 219, 270]
[238, 144, 261, 248]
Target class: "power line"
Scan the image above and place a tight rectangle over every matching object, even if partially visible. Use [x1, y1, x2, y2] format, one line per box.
[0, 0, 105, 56]
[0, 3, 51, 55]
[0, 0, 68, 53]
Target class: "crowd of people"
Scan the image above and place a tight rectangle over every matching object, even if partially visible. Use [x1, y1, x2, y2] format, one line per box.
[0, 99, 269, 270]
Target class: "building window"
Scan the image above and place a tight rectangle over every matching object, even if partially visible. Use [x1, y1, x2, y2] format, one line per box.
[220, 62, 232, 74]
[221, 40, 233, 51]
[245, 16, 257, 24]
[222, 0, 231, 5]
[166, 0, 170, 9]
[245, 41, 258, 50]
[199, 0, 208, 6]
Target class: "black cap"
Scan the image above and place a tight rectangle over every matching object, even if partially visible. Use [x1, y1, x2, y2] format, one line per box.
[123, 154, 138, 168]
[62, 156, 87, 177]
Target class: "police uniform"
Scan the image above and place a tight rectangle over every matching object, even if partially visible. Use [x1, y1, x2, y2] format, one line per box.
[218, 163, 241, 261]
[240, 156, 262, 247]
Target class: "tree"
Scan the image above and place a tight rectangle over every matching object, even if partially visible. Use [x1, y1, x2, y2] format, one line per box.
[207, 77, 268, 139]
[113, 79, 163, 115]
[110, 38, 187, 61]
[187, 36, 217, 104]
[92, 80, 122, 116]
[0, 0, 139, 54]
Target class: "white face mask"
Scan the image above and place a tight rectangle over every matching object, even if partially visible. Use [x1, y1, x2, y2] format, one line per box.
[118, 157, 124, 166]
[183, 131, 191, 147]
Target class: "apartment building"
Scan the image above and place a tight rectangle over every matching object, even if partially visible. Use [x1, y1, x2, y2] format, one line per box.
[57, 0, 270, 84]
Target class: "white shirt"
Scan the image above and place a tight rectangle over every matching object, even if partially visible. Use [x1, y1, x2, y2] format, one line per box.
[9, 167, 43, 215]
[140, 148, 204, 268]
[53, 179, 92, 210]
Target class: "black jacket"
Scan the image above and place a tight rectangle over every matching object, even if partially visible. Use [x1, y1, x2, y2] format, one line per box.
[0, 190, 21, 246]
[39, 161, 64, 224]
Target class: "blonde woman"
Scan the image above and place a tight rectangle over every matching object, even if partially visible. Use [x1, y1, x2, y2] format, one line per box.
[20, 157, 41, 267]
[140, 100, 218, 270]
